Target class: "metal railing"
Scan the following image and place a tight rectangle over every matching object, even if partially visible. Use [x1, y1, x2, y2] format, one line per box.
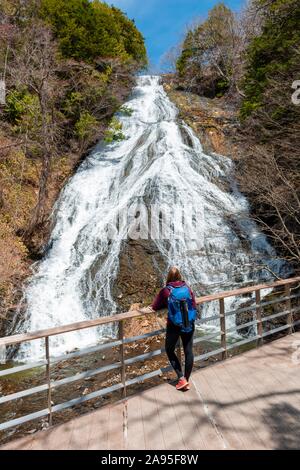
[0, 276, 300, 433]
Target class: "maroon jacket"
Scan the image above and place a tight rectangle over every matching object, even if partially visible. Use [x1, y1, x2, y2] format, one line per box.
[151, 281, 197, 312]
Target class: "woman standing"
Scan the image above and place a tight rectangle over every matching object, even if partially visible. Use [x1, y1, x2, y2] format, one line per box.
[151, 267, 197, 391]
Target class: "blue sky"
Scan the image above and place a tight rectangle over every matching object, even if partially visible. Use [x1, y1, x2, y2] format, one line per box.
[110, 0, 246, 71]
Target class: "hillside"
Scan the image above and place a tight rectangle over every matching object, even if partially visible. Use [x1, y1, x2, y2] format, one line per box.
[174, 0, 300, 272]
[0, 0, 147, 335]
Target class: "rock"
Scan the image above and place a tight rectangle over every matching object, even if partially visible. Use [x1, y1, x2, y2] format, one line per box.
[102, 355, 106, 360]
[27, 429, 37, 435]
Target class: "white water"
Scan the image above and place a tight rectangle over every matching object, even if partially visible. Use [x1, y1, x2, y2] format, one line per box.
[17, 76, 289, 360]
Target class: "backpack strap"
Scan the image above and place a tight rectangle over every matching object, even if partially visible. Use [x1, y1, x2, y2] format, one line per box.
[166, 284, 174, 293]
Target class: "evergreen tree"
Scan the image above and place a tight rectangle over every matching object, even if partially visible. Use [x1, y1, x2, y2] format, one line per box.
[39, 0, 147, 64]
[241, 0, 300, 119]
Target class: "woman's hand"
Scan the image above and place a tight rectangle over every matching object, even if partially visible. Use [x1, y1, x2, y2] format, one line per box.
[138, 305, 155, 314]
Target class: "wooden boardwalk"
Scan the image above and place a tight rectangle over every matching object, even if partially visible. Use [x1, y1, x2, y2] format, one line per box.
[2, 332, 300, 450]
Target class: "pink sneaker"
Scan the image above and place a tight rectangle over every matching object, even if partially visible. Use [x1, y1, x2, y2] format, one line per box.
[176, 377, 189, 390]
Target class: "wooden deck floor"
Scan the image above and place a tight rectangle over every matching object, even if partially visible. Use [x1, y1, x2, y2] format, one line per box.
[2, 332, 300, 450]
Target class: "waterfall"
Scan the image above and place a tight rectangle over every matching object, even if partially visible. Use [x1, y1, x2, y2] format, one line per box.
[17, 76, 289, 360]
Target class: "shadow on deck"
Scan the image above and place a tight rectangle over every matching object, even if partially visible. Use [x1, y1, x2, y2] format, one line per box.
[2, 332, 300, 450]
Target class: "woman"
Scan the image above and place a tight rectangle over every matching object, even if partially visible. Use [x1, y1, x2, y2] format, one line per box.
[151, 267, 197, 391]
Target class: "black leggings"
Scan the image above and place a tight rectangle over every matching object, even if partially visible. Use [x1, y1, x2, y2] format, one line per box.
[165, 322, 194, 381]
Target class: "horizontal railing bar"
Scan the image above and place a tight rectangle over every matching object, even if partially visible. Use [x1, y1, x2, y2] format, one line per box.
[194, 331, 221, 344]
[124, 329, 166, 345]
[52, 362, 183, 413]
[196, 276, 300, 304]
[223, 292, 300, 319]
[1, 276, 300, 348]
[125, 366, 172, 387]
[124, 348, 164, 366]
[0, 383, 48, 405]
[224, 295, 294, 318]
[0, 360, 48, 378]
[51, 383, 124, 414]
[0, 362, 123, 406]
[0, 381, 129, 431]
[226, 320, 258, 334]
[199, 314, 224, 324]
[0, 408, 50, 432]
[260, 293, 300, 308]
[0, 310, 156, 348]
[50, 340, 122, 364]
[0, 366, 179, 431]
[51, 362, 122, 389]
[225, 304, 258, 317]
[194, 347, 225, 362]
[226, 335, 261, 351]
[262, 324, 292, 338]
[2, 322, 300, 433]
[261, 310, 290, 323]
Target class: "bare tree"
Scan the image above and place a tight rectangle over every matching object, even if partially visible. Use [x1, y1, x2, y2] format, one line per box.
[235, 70, 300, 266]
[8, 22, 63, 238]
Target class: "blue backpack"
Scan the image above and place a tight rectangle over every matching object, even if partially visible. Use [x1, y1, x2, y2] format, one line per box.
[167, 284, 197, 333]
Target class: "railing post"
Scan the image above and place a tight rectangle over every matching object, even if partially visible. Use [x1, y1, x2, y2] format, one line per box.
[45, 336, 52, 426]
[119, 320, 126, 398]
[219, 298, 227, 360]
[285, 284, 293, 334]
[255, 290, 264, 345]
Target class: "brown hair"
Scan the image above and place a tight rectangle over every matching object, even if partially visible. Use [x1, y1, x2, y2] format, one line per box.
[166, 266, 183, 284]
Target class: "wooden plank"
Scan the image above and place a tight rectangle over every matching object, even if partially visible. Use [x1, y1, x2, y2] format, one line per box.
[108, 403, 125, 450]
[165, 384, 207, 450]
[254, 340, 300, 404]
[225, 343, 300, 449]
[31, 421, 74, 450]
[202, 365, 262, 449]
[126, 395, 146, 450]
[2, 332, 300, 451]
[219, 359, 282, 448]
[192, 369, 246, 449]
[88, 406, 109, 450]
[185, 383, 225, 450]
[154, 385, 186, 450]
[210, 364, 267, 449]
[68, 412, 93, 450]
[140, 388, 165, 450]
[0, 435, 34, 450]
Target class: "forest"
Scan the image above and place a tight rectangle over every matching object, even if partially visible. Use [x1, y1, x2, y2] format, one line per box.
[172, 0, 300, 271]
[0, 0, 147, 332]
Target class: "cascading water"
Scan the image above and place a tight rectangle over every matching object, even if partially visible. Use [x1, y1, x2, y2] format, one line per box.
[17, 76, 289, 360]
